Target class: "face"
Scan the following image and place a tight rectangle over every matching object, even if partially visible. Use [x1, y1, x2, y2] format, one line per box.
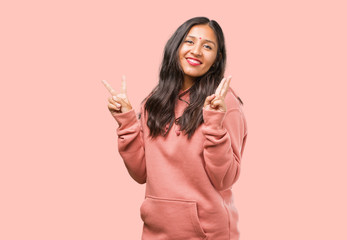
[178, 24, 219, 82]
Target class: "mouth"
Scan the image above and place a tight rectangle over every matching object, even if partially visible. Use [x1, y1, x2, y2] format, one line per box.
[186, 57, 202, 66]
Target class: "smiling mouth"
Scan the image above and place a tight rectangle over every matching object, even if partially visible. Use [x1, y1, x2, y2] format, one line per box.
[186, 58, 202, 66]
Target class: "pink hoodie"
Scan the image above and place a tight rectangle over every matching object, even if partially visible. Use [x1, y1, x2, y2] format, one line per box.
[112, 86, 248, 240]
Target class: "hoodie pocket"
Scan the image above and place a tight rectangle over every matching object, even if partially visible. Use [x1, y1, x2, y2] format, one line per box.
[140, 195, 207, 239]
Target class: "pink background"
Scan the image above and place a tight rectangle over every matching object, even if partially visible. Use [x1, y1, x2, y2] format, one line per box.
[1, 0, 346, 239]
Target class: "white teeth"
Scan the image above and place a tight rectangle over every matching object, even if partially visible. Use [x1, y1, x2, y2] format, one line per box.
[187, 58, 201, 64]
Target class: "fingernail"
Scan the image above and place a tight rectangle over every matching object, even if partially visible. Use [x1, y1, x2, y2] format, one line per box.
[116, 103, 121, 107]
[113, 96, 117, 100]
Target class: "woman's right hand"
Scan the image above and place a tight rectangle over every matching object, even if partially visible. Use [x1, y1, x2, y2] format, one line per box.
[102, 75, 133, 114]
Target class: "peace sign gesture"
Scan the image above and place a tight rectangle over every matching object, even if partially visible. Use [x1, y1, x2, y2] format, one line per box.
[203, 75, 232, 112]
[101, 75, 133, 114]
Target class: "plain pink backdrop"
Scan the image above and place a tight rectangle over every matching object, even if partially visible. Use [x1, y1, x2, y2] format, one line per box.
[1, 0, 346, 239]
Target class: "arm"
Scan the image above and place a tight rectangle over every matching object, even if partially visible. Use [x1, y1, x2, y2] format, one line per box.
[112, 104, 147, 184]
[201, 107, 247, 191]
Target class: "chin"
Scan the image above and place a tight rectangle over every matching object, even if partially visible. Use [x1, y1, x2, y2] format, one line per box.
[187, 71, 207, 78]
[185, 73, 201, 79]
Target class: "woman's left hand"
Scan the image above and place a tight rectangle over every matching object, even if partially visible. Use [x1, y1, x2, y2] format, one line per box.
[203, 75, 232, 112]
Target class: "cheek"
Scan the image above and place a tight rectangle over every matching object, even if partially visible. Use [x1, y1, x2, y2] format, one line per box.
[205, 54, 217, 67]
[179, 45, 190, 55]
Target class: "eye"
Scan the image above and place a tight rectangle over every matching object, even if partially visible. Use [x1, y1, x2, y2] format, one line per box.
[204, 45, 212, 50]
[184, 40, 212, 50]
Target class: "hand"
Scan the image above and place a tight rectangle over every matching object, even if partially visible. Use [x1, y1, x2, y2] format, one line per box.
[101, 75, 133, 114]
[203, 75, 232, 112]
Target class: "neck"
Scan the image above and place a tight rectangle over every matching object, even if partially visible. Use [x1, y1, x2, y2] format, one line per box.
[182, 77, 195, 91]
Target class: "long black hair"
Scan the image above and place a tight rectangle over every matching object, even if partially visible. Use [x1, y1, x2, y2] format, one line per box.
[140, 16, 243, 140]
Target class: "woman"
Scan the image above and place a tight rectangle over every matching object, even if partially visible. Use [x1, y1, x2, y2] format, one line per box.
[102, 16, 248, 240]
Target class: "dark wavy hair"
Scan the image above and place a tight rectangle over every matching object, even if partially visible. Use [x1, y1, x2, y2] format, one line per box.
[139, 16, 243, 140]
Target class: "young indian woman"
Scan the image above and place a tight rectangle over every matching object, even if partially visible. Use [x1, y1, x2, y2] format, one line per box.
[102, 16, 248, 240]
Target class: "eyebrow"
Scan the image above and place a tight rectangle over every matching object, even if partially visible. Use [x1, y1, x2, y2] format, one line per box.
[187, 35, 216, 47]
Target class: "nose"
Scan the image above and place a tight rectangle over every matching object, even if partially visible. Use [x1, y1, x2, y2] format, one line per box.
[191, 44, 202, 56]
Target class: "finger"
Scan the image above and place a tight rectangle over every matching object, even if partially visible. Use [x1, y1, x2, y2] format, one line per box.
[210, 99, 223, 108]
[108, 103, 120, 111]
[117, 92, 127, 100]
[204, 94, 216, 107]
[215, 77, 226, 96]
[102, 80, 117, 96]
[113, 95, 128, 106]
[211, 98, 222, 105]
[121, 75, 127, 95]
[108, 97, 121, 107]
[220, 75, 232, 98]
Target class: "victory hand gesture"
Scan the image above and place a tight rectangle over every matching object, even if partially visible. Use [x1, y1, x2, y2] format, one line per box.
[203, 75, 232, 112]
[102, 75, 133, 114]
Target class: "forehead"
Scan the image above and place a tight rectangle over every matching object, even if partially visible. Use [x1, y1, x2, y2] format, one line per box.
[186, 24, 217, 42]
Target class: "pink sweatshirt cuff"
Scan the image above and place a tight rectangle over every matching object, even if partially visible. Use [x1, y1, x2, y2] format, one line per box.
[202, 108, 226, 130]
[111, 109, 138, 130]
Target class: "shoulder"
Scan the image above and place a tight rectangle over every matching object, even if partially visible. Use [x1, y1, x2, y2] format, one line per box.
[138, 98, 150, 121]
[224, 87, 248, 135]
[225, 87, 248, 135]
[225, 87, 243, 111]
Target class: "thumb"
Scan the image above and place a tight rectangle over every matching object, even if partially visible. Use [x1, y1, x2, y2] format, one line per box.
[204, 94, 216, 107]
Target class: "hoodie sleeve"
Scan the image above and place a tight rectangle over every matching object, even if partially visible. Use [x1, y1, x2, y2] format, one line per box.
[201, 107, 247, 191]
[111, 104, 147, 184]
